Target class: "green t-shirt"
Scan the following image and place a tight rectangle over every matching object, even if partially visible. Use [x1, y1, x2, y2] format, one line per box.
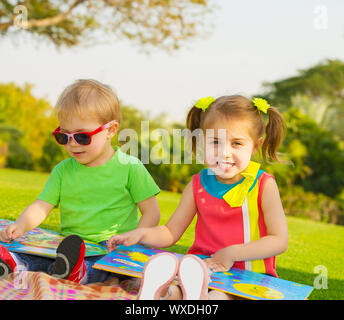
[37, 146, 160, 243]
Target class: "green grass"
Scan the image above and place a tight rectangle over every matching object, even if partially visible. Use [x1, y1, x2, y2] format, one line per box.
[1, 167, 344, 300]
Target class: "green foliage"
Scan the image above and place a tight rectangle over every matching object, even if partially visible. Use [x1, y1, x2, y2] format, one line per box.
[258, 59, 344, 221]
[262, 59, 344, 140]
[263, 59, 344, 106]
[280, 185, 344, 225]
[0, 0, 213, 52]
[0, 137, 8, 168]
[0, 82, 59, 170]
[38, 135, 68, 172]
[0, 123, 33, 170]
[260, 106, 344, 203]
[7, 138, 33, 170]
[283, 108, 344, 198]
[290, 94, 335, 129]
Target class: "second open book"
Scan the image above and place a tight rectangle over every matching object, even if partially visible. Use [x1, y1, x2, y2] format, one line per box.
[93, 243, 313, 300]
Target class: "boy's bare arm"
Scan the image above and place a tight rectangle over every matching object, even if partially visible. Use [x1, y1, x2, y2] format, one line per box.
[0, 199, 55, 242]
[137, 196, 160, 228]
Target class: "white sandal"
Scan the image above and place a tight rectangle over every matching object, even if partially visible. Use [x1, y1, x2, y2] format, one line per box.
[178, 255, 209, 300]
[137, 252, 178, 300]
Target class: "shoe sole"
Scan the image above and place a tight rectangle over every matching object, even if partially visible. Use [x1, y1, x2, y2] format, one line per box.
[0, 257, 12, 278]
[51, 235, 84, 279]
[178, 255, 209, 300]
[137, 253, 178, 300]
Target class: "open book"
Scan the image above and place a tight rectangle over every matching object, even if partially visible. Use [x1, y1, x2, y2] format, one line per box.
[93, 243, 313, 300]
[0, 219, 107, 258]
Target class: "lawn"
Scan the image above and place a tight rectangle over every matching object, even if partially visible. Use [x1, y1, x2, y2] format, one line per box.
[1, 168, 343, 300]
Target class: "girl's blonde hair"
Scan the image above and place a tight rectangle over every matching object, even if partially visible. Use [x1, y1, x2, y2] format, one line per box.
[186, 95, 286, 163]
[55, 79, 121, 125]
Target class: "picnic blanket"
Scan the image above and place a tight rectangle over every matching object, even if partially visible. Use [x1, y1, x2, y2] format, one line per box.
[0, 271, 140, 300]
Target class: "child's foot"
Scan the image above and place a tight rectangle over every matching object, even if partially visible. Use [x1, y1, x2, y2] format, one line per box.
[0, 244, 16, 278]
[50, 235, 86, 283]
[178, 255, 209, 300]
[137, 252, 179, 300]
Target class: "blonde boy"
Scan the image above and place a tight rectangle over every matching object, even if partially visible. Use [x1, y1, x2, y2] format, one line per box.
[0, 79, 160, 284]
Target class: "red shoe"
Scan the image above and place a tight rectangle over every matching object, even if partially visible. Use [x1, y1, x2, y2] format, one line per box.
[0, 244, 16, 277]
[178, 255, 209, 300]
[137, 252, 179, 300]
[50, 235, 86, 283]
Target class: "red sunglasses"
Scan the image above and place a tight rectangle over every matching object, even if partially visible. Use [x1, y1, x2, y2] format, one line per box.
[52, 121, 116, 145]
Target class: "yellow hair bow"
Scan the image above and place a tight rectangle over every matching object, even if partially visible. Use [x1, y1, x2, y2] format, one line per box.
[222, 161, 261, 207]
[195, 96, 215, 112]
[252, 97, 270, 114]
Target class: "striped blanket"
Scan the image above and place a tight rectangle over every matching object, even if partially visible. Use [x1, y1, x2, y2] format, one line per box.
[0, 271, 139, 300]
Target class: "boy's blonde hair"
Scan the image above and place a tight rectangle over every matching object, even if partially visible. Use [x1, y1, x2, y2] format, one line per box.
[55, 79, 121, 125]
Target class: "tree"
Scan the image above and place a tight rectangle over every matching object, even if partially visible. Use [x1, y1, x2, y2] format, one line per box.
[38, 134, 67, 171]
[290, 94, 336, 129]
[0, 0, 213, 51]
[0, 137, 8, 168]
[0, 123, 33, 169]
[263, 108, 344, 198]
[260, 59, 344, 139]
[0, 82, 58, 170]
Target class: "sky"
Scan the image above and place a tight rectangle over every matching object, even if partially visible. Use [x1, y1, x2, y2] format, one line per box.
[0, 0, 344, 123]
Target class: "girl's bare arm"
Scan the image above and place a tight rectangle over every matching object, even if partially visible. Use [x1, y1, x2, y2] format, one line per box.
[107, 181, 197, 251]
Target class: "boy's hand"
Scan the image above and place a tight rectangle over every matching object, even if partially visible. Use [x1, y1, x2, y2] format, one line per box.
[0, 223, 25, 243]
[107, 228, 146, 252]
[204, 247, 235, 272]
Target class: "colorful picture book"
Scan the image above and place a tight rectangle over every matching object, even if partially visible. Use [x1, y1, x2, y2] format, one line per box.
[0, 219, 107, 258]
[93, 244, 313, 300]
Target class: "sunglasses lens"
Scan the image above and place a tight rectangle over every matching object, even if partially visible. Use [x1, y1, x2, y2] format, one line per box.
[74, 133, 91, 145]
[55, 132, 69, 145]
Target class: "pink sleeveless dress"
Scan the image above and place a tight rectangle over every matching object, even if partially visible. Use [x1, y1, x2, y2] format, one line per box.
[188, 169, 278, 277]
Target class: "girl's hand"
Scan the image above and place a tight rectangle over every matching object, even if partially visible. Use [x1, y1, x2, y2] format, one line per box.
[204, 247, 235, 272]
[107, 228, 146, 252]
[0, 223, 25, 243]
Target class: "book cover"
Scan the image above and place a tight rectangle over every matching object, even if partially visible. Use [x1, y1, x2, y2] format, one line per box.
[93, 243, 313, 300]
[0, 219, 107, 258]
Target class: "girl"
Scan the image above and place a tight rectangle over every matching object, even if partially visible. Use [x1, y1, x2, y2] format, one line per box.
[107, 95, 288, 300]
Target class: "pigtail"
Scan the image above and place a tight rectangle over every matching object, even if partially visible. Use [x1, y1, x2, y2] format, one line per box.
[186, 105, 205, 155]
[262, 106, 287, 163]
[186, 106, 203, 131]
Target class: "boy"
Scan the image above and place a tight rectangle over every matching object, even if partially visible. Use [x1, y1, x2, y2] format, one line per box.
[0, 79, 160, 284]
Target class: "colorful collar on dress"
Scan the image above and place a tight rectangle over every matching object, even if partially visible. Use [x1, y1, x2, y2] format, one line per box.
[222, 161, 261, 207]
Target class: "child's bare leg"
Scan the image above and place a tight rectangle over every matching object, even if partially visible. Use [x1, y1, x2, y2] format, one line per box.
[167, 285, 183, 300]
[165, 287, 237, 300]
[160, 284, 183, 300]
[208, 289, 241, 300]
